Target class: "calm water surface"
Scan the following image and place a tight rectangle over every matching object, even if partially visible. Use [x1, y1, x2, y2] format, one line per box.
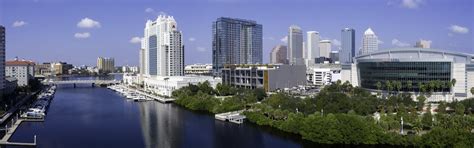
[8, 85, 312, 148]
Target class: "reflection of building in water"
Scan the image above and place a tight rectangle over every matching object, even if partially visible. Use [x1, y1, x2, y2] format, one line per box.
[137, 102, 181, 148]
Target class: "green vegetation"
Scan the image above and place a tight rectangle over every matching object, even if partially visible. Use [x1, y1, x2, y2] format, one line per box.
[172, 81, 474, 147]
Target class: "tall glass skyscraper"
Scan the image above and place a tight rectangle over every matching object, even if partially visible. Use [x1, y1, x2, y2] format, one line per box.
[212, 17, 262, 75]
[340, 28, 355, 64]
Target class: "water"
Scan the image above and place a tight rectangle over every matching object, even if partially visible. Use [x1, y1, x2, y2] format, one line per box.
[8, 86, 312, 148]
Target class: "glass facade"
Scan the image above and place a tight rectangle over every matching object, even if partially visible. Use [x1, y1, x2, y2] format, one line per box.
[358, 61, 451, 92]
[340, 28, 355, 64]
[148, 35, 157, 75]
[212, 17, 262, 75]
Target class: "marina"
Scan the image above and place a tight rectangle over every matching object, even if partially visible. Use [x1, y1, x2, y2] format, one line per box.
[107, 85, 175, 103]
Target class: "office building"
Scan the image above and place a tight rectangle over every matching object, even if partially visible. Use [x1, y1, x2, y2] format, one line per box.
[222, 64, 306, 92]
[342, 48, 474, 102]
[319, 40, 331, 58]
[0, 26, 5, 95]
[288, 25, 304, 65]
[6, 59, 35, 86]
[306, 31, 320, 66]
[184, 64, 213, 76]
[330, 50, 340, 63]
[212, 17, 262, 75]
[97, 57, 115, 73]
[141, 15, 184, 76]
[360, 28, 378, 55]
[415, 39, 431, 48]
[307, 64, 341, 86]
[340, 28, 355, 64]
[270, 45, 288, 64]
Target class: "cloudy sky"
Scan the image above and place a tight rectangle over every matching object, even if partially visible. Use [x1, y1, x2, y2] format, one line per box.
[0, 0, 472, 66]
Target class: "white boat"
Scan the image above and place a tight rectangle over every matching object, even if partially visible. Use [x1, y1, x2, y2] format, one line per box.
[133, 95, 147, 102]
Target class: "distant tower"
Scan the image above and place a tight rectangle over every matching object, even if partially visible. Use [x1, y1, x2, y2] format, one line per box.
[414, 39, 431, 48]
[319, 40, 331, 58]
[340, 28, 355, 64]
[306, 31, 320, 66]
[270, 45, 288, 64]
[142, 15, 184, 76]
[288, 25, 304, 65]
[361, 28, 378, 55]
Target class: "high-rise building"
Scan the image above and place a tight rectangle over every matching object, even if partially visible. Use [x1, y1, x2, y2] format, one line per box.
[414, 39, 431, 48]
[270, 45, 288, 64]
[306, 31, 320, 65]
[0, 26, 5, 95]
[212, 17, 262, 75]
[141, 15, 184, 76]
[319, 40, 331, 58]
[340, 28, 355, 64]
[97, 57, 115, 73]
[361, 28, 378, 55]
[288, 25, 303, 65]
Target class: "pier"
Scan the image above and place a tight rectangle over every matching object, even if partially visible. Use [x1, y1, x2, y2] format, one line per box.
[215, 110, 246, 124]
[0, 116, 43, 147]
[43, 79, 120, 87]
[112, 85, 175, 103]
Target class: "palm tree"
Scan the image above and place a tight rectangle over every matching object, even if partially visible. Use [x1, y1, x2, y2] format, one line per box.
[471, 87, 474, 96]
[406, 80, 413, 92]
[385, 80, 393, 95]
[376, 81, 382, 97]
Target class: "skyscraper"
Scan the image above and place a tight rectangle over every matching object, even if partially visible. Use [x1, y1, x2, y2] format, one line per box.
[414, 39, 431, 48]
[340, 28, 355, 64]
[141, 15, 184, 76]
[361, 28, 378, 55]
[0, 26, 5, 95]
[306, 31, 320, 65]
[319, 40, 331, 58]
[212, 17, 262, 75]
[270, 45, 288, 64]
[288, 25, 303, 65]
[97, 57, 115, 73]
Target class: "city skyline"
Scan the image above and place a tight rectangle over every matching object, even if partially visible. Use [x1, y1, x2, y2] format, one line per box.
[1, 0, 472, 66]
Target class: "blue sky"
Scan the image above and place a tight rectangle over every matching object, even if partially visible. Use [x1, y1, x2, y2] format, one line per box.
[0, 0, 472, 66]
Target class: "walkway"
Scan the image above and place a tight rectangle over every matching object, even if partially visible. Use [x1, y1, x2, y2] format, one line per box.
[0, 117, 43, 147]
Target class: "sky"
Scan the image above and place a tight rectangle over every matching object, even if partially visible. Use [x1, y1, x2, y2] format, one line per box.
[0, 0, 473, 66]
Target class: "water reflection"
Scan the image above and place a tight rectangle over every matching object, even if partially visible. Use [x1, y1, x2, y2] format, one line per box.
[137, 102, 181, 148]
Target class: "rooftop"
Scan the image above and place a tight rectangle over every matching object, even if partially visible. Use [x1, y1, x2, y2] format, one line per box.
[6, 60, 35, 66]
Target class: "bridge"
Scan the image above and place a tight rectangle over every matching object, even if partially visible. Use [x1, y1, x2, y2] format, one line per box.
[42, 79, 121, 87]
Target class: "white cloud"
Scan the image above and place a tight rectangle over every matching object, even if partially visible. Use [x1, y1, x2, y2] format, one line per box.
[401, 0, 423, 9]
[145, 8, 154, 13]
[449, 25, 469, 34]
[197, 47, 207, 52]
[12, 21, 27, 27]
[265, 37, 275, 41]
[391, 39, 410, 47]
[189, 37, 196, 42]
[74, 32, 91, 39]
[129, 37, 142, 44]
[332, 39, 341, 47]
[280, 36, 288, 43]
[378, 39, 384, 44]
[77, 17, 101, 28]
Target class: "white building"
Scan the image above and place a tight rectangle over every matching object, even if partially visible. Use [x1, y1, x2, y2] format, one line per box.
[307, 64, 341, 86]
[360, 28, 378, 55]
[288, 25, 304, 65]
[141, 15, 184, 77]
[184, 64, 213, 76]
[6, 59, 35, 86]
[319, 40, 331, 58]
[124, 74, 221, 97]
[306, 31, 320, 66]
[414, 39, 431, 48]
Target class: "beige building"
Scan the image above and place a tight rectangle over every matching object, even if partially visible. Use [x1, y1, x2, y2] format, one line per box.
[270, 45, 288, 64]
[414, 39, 431, 48]
[97, 57, 115, 73]
[6, 59, 35, 86]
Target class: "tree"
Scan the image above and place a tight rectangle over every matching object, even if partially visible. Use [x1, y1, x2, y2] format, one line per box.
[252, 88, 267, 102]
[406, 80, 413, 92]
[437, 102, 446, 114]
[385, 80, 393, 94]
[422, 104, 433, 129]
[394, 81, 402, 93]
[455, 103, 465, 115]
[471, 87, 474, 95]
[451, 79, 456, 88]
[376, 81, 382, 97]
[417, 95, 426, 111]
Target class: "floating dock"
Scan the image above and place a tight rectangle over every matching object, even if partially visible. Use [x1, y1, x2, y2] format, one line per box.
[0, 117, 44, 147]
[215, 110, 246, 124]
